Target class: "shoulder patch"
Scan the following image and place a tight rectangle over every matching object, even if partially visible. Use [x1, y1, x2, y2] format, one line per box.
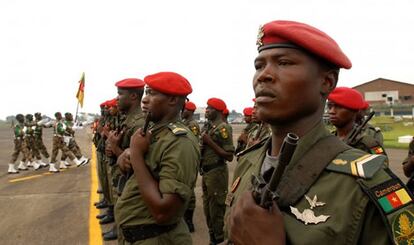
[167, 123, 188, 136]
[370, 146, 385, 155]
[326, 150, 387, 179]
[357, 168, 414, 244]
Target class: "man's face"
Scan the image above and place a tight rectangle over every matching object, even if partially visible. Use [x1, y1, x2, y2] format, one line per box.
[253, 48, 324, 125]
[35, 114, 42, 120]
[182, 109, 191, 119]
[65, 114, 73, 121]
[55, 113, 62, 120]
[327, 102, 357, 128]
[141, 88, 169, 122]
[117, 88, 131, 112]
[205, 106, 218, 121]
[109, 106, 118, 116]
[244, 115, 252, 124]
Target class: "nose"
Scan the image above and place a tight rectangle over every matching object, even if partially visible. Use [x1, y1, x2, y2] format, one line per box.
[141, 95, 149, 104]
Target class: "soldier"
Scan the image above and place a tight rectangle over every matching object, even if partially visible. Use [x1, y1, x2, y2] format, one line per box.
[245, 106, 271, 148]
[201, 97, 234, 245]
[23, 114, 41, 170]
[226, 20, 413, 245]
[235, 107, 255, 154]
[60, 112, 89, 168]
[103, 78, 146, 241]
[328, 87, 386, 155]
[403, 138, 414, 177]
[49, 112, 86, 172]
[358, 101, 384, 145]
[33, 112, 51, 167]
[94, 101, 111, 208]
[182, 101, 200, 232]
[115, 71, 199, 245]
[8, 114, 30, 173]
[222, 108, 230, 124]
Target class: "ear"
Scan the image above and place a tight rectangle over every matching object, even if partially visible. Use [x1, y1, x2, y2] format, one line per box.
[168, 96, 179, 106]
[320, 70, 338, 97]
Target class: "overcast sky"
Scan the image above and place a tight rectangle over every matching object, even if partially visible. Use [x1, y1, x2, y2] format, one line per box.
[1, 0, 414, 120]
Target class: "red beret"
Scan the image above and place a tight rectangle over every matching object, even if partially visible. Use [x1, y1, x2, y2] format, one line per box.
[328, 87, 365, 110]
[185, 101, 197, 111]
[100, 102, 106, 108]
[223, 108, 229, 115]
[107, 98, 118, 108]
[362, 101, 370, 110]
[115, 78, 145, 89]
[257, 20, 352, 69]
[243, 107, 253, 116]
[144, 72, 192, 96]
[207, 98, 226, 111]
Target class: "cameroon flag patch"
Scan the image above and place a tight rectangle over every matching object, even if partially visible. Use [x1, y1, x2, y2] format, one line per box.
[370, 146, 384, 154]
[372, 179, 413, 213]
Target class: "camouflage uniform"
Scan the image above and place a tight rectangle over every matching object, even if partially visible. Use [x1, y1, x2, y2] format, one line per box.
[61, 119, 83, 160]
[200, 121, 234, 243]
[24, 120, 38, 162]
[10, 122, 31, 163]
[115, 120, 199, 245]
[50, 119, 76, 164]
[33, 119, 50, 159]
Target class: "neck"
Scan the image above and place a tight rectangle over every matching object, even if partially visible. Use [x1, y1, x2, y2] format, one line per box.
[336, 121, 355, 140]
[212, 117, 223, 126]
[127, 102, 140, 115]
[270, 111, 322, 156]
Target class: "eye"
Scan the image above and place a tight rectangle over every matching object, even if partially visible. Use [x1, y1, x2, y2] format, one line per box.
[254, 61, 264, 70]
[278, 59, 292, 66]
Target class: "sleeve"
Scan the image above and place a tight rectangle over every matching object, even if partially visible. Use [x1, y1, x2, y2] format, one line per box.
[217, 124, 235, 153]
[357, 201, 393, 244]
[158, 136, 199, 204]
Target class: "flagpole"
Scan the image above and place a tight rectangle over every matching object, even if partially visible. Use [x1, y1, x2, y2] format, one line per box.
[75, 101, 80, 123]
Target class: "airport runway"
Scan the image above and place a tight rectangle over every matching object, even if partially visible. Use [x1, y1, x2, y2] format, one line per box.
[0, 125, 409, 244]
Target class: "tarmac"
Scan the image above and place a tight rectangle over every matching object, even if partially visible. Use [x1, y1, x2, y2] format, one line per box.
[0, 125, 409, 245]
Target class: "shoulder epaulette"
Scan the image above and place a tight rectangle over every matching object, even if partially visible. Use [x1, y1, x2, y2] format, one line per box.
[167, 123, 188, 136]
[236, 136, 269, 157]
[326, 149, 387, 179]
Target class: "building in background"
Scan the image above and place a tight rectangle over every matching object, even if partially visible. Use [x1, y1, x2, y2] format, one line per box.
[353, 78, 414, 116]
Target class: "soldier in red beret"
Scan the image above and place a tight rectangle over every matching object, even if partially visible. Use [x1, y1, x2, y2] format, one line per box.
[201, 97, 235, 244]
[102, 78, 146, 240]
[226, 20, 409, 245]
[236, 107, 257, 154]
[181, 100, 200, 232]
[328, 87, 386, 155]
[116, 72, 199, 244]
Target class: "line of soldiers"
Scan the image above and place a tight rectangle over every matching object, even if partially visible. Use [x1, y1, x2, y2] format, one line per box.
[8, 112, 89, 174]
[89, 20, 414, 245]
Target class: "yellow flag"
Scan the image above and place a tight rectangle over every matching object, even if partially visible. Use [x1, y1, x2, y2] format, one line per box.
[76, 72, 85, 108]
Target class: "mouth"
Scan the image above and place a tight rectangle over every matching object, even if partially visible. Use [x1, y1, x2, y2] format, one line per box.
[255, 91, 277, 103]
[142, 106, 149, 113]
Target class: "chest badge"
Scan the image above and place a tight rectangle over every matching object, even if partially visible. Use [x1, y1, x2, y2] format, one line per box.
[290, 195, 330, 225]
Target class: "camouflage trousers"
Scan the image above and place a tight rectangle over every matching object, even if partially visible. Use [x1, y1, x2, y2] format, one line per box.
[50, 136, 75, 163]
[202, 165, 228, 242]
[61, 137, 82, 160]
[10, 138, 31, 163]
[34, 135, 50, 159]
[25, 136, 40, 161]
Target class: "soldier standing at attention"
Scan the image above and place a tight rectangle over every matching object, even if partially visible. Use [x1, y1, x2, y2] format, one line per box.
[8, 114, 28, 173]
[328, 87, 386, 155]
[245, 106, 271, 148]
[182, 100, 200, 232]
[235, 107, 255, 154]
[115, 72, 199, 245]
[33, 112, 51, 167]
[226, 20, 414, 245]
[201, 97, 234, 245]
[103, 78, 146, 241]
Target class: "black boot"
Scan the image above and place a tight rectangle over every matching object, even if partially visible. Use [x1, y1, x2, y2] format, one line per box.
[103, 226, 118, 241]
[95, 200, 109, 209]
[184, 209, 195, 232]
[99, 205, 114, 224]
[96, 213, 107, 219]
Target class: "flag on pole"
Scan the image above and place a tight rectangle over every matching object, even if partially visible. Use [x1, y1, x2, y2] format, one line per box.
[76, 72, 85, 108]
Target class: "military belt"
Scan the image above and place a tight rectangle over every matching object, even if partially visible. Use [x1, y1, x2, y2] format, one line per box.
[121, 223, 177, 242]
[200, 160, 225, 175]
